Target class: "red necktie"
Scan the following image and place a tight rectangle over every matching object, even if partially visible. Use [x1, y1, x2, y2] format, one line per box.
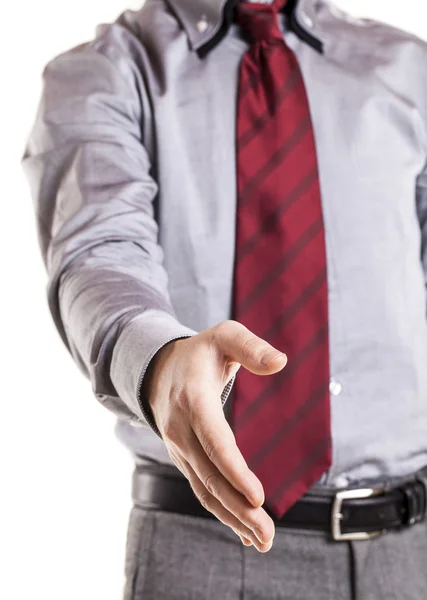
[231, 0, 332, 519]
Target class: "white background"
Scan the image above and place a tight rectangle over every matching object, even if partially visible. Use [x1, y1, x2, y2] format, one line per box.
[0, 1, 426, 599]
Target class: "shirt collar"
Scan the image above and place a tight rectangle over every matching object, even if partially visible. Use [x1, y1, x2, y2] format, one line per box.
[165, 0, 323, 57]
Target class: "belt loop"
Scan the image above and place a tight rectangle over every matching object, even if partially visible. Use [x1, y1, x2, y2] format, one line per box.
[401, 477, 427, 526]
[416, 476, 427, 521]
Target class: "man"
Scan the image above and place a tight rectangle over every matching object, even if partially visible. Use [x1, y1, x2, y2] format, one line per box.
[23, 0, 427, 597]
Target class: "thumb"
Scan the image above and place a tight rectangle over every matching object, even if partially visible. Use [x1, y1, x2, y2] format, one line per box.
[212, 320, 287, 376]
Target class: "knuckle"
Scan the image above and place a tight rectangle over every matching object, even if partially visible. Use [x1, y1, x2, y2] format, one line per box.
[198, 490, 213, 511]
[241, 335, 264, 361]
[187, 391, 205, 410]
[204, 472, 221, 497]
[204, 438, 215, 461]
[168, 453, 185, 476]
[249, 517, 264, 534]
[203, 437, 218, 462]
[210, 320, 235, 342]
[214, 320, 231, 334]
[162, 422, 180, 445]
[171, 382, 188, 411]
[208, 324, 221, 348]
[204, 438, 229, 464]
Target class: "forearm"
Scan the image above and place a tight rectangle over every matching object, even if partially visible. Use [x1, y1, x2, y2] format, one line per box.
[57, 244, 197, 422]
[21, 44, 198, 426]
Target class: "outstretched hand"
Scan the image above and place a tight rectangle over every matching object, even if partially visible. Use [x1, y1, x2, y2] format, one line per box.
[141, 320, 288, 552]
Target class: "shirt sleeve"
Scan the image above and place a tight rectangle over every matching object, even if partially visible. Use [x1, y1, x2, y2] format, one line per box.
[21, 38, 234, 433]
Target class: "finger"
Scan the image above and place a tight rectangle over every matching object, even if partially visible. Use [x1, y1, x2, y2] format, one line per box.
[167, 446, 189, 478]
[179, 428, 275, 545]
[239, 534, 253, 546]
[189, 390, 265, 508]
[170, 444, 262, 542]
[168, 449, 253, 548]
[211, 320, 287, 375]
[179, 455, 274, 553]
[174, 451, 260, 546]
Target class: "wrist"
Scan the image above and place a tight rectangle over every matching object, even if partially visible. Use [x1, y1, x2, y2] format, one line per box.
[141, 339, 175, 398]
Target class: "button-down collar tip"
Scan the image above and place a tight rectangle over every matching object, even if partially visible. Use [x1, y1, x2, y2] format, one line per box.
[169, 0, 324, 56]
[197, 16, 209, 33]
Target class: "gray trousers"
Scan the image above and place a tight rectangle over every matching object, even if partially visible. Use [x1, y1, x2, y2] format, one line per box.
[123, 503, 427, 600]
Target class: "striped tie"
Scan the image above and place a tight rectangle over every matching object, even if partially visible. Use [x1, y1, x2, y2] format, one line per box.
[231, 0, 332, 519]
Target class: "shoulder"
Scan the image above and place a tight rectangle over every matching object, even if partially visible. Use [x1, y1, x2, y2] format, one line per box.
[43, 0, 172, 81]
[317, 0, 427, 63]
[316, 1, 427, 121]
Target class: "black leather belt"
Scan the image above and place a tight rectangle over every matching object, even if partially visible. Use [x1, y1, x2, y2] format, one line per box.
[132, 465, 427, 541]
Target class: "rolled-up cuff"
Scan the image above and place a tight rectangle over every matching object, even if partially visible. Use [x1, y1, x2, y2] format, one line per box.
[111, 310, 198, 430]
[110, 309, 236, 438]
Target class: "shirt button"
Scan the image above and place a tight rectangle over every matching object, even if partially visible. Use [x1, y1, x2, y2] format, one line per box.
[197, 16, 209, 33]
[334, 475, 349, 488]
[329, 378, 342, 396]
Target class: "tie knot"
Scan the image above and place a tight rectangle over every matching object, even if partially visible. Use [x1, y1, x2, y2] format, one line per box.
[235, 0, 287, 44]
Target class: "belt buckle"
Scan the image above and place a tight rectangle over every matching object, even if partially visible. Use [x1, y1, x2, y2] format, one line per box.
[331, 487, 386, 541]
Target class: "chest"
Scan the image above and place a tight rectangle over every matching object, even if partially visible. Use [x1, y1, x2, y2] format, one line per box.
[149, 30, 426, 259]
